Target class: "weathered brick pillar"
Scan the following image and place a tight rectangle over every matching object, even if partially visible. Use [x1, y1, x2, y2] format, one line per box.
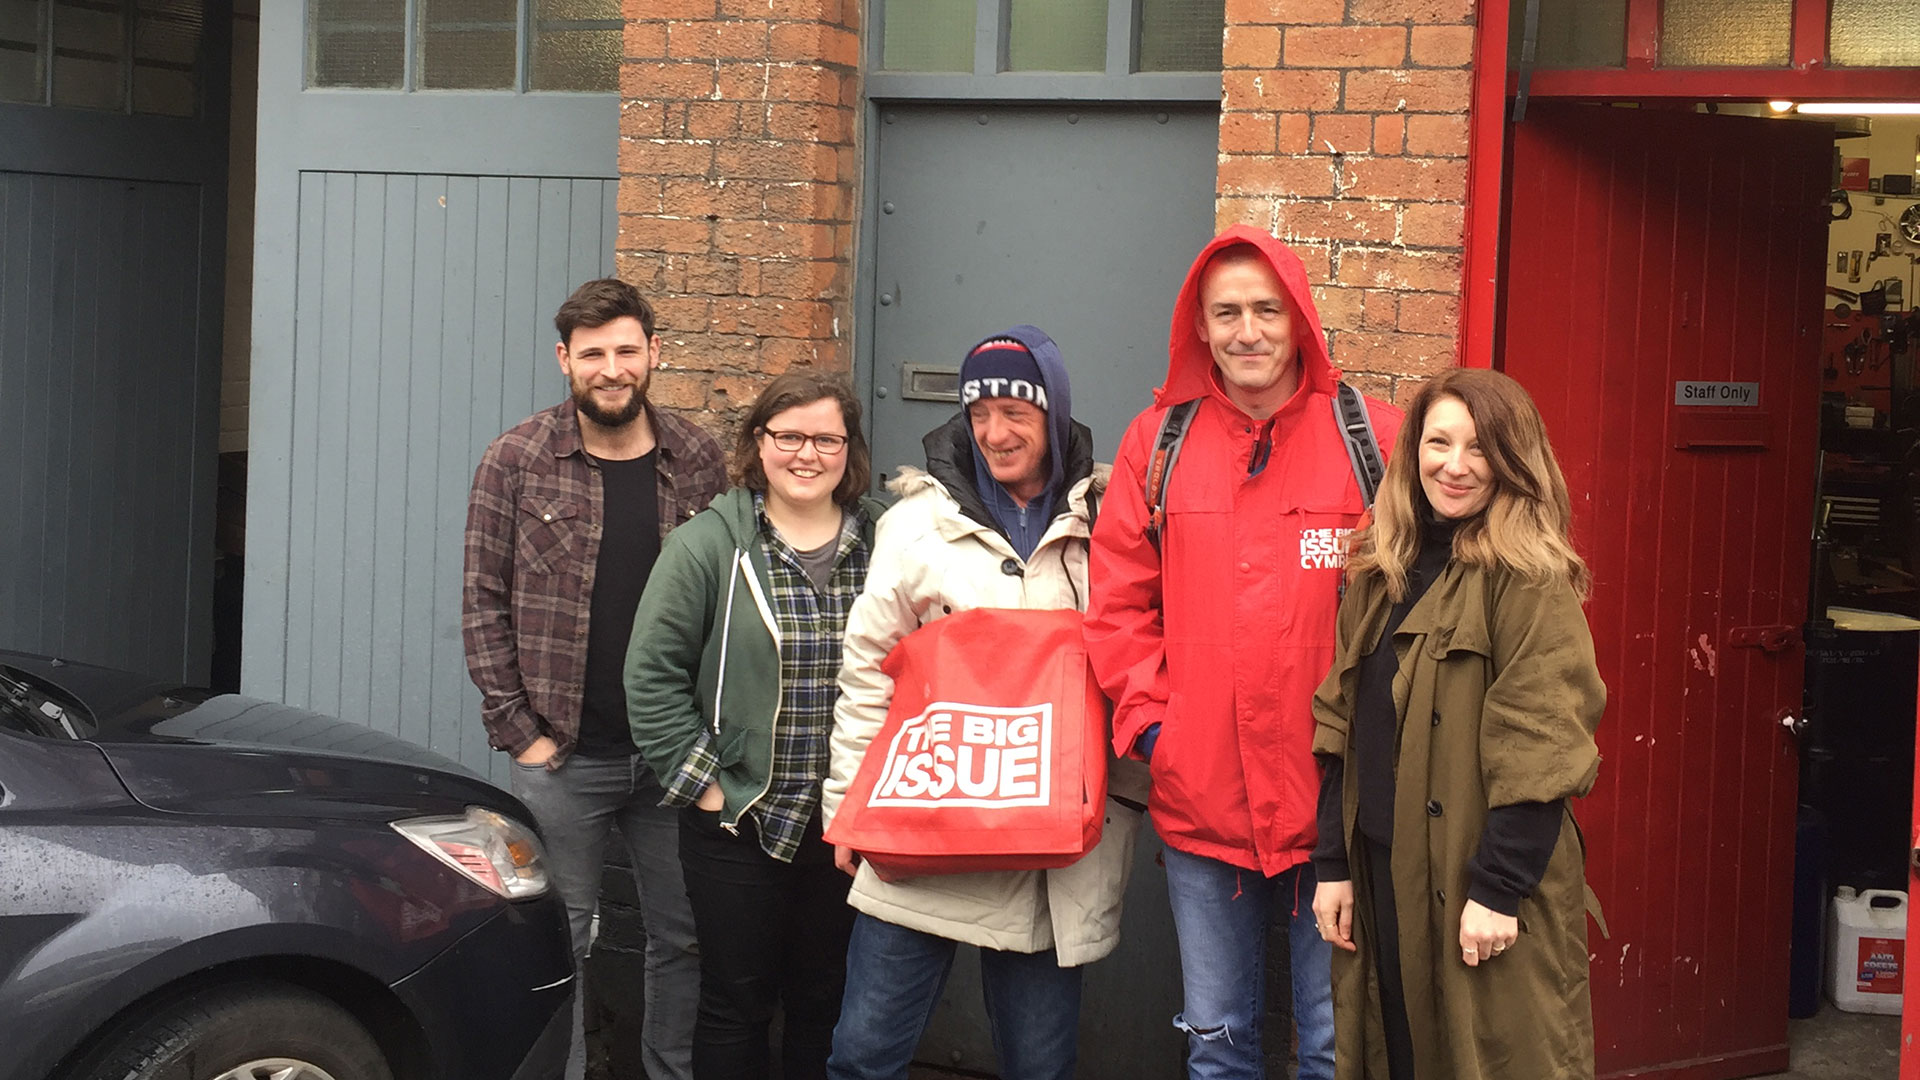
[1218, 0, 1475, 404]
[619, 0, 861, 434]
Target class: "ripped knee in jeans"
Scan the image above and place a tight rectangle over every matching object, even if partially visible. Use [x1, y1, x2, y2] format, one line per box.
[1172, 1015, 1235, 1044]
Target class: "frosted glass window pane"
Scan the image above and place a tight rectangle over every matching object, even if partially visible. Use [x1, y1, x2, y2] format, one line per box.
[1139, 0, 1223, 72]
[532, 0, 618, 92]
[538, 0, 619, 18]
[131, 0, 198, 114]
[0, 50, 39, 104]
[1008, 0, 1106, 72]
[1508, 0, 1625, 68]
[52, 0, 124, 111]
[1661, 0, 1791, 66]
[882, 0, 973, 72]
[133, 63, 192, 114]
[134, 3, 201, 66]
[53, 53, 119, 109]
[531, 28, 617, 91]
[1832, 0, 1920, 66]
[0, 1, 44, 45]
[0, 0, 45, 105]
[308, 0, 404, 89]
[419, 0, 517, 89]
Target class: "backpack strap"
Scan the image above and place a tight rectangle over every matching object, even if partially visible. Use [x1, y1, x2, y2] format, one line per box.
[1143, 399, 1200, 553]
[1334, 382, 1385, 509]
[1147, 389, 1378, 551]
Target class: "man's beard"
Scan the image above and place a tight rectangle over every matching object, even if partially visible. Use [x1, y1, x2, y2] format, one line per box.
[572, 372, 648, 428]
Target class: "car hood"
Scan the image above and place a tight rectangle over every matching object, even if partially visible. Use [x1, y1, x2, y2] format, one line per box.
[93, 695, 513, 819]
[4, 653, 514, 821]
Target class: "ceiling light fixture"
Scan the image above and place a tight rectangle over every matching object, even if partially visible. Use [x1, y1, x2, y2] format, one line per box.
[1793, 103, 1920, 116]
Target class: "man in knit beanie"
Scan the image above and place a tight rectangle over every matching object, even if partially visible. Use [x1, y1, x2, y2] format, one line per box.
[956, 335, 1069, 560]
[823, 325, 1148, 1080]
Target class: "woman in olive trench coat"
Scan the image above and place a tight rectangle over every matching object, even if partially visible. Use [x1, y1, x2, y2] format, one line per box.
[1309, 368, 1606, 1080]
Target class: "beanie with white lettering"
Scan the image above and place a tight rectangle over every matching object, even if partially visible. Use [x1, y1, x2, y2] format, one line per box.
[958, 335, 1061, 561]
[959, 339, 1050, 412]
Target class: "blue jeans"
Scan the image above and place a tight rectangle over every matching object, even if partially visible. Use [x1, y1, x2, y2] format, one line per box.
[1162, 847, 1334, 1080]
[827, 913, 1083, 1080]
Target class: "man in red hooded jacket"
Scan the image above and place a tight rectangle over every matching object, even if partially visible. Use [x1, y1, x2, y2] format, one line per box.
[1086, 227, 1402, 1080]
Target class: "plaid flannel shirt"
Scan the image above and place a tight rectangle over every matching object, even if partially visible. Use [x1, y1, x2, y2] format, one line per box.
[462, 399, 727, 762]
[664, 496, 870, 861]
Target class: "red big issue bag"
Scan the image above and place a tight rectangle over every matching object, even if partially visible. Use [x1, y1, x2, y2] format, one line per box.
[824, 607, 1110, 881]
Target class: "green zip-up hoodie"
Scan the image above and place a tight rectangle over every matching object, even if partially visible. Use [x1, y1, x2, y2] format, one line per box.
[624, 486, 885, 831]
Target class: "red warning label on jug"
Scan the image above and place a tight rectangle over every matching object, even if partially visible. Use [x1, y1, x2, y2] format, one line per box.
[1856, 937, 1904, 993]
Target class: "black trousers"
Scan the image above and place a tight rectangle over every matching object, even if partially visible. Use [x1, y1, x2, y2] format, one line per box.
[677, 808, 855, 1080]
[1361, 834, 1418, 1080]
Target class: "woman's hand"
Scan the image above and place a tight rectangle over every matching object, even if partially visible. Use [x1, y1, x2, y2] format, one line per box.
[1312, 878, 1357, 952]
[1458, 899, 1518, 966]
[834, 844, 861, 878]
[695, 783, 725, 811]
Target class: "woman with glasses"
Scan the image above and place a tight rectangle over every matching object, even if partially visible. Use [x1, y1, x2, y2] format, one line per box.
[627, 371, 888, 1080]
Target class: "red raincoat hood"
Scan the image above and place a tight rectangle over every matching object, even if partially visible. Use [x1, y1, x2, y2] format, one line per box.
[1158, 225, 1337, 409]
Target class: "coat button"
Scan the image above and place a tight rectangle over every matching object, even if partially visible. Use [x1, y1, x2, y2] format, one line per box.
[1001, 558, 1022, 576]
[1426, 800, 1443, 817]
[1239, 562, 1251, 573]
[543, 512, 553, 522]
[1431, 711, 1441, 727]
[1436, 889, 1446, 904]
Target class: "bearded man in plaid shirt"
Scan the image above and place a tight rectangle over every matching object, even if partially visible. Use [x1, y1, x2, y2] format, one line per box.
[463, 278, 727, 1080]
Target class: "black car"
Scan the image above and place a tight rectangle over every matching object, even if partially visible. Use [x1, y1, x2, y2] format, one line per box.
[0, 651, 574, 1080]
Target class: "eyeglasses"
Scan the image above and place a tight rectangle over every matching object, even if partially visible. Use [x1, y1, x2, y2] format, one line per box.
[760, 429, 849, 455]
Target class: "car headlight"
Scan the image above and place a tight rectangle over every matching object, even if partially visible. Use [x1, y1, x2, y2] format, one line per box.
[392, 806, 550, 899]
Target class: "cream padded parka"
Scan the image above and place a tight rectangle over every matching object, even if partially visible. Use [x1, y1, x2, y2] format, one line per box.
[823, 463, 1149, 967]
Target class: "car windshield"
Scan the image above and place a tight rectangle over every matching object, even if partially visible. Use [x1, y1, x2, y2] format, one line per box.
[0, 665, 93, 740]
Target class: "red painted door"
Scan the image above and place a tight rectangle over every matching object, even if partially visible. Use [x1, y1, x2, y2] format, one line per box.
[1502, 104, 1829, 1079]
[1910, 680, 1920, 1080]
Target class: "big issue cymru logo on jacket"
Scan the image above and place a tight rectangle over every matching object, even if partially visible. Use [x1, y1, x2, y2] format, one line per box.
[1300, 526, 1355, 570]
[867, 702, 1053, 808]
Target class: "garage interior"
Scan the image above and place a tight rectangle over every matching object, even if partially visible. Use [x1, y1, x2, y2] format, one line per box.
[1788, 100, 1916, 1078]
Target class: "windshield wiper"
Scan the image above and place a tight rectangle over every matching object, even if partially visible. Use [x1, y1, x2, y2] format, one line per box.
[0, 667, 82, 739]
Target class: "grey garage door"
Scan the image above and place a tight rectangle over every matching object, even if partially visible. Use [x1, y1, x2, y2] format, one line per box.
[860, 97, 1219, 1080]
[0, 0, 229, 682]
[243, 3, 619, 783]
[865, 104, 1220, 476]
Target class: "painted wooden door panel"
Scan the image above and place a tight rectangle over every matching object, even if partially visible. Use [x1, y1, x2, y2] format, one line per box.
[245, 6, 617, 781]
[0, 171, 213, 680]
[865, 104, 1219, 478]
[1910, 677, 1920, 1080]
[863, 103, 1219, 1077]
[0, 7, 229, 684]
[1502, 104, 1828, 1079]
[271, 172, 616, 785]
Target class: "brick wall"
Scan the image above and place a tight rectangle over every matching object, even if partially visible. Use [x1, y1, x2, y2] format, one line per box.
[1217, 0, 1475, 405]
[619, 0, 861, 438]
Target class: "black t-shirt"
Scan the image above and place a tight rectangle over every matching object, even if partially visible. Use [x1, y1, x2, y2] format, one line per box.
[575, 451, 662, 758]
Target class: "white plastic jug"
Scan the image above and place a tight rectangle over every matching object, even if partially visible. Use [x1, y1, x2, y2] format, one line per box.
[1827, 887, 1907, 1015]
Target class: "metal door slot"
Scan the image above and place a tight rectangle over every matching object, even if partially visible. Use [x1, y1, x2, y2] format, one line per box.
[900, 364, 960, 403]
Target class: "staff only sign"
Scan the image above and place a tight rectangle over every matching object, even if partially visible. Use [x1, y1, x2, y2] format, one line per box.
[866, 703, 1053, 808]
[1673, 380, 1760, 406]
[824, 607, 1109, 878]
